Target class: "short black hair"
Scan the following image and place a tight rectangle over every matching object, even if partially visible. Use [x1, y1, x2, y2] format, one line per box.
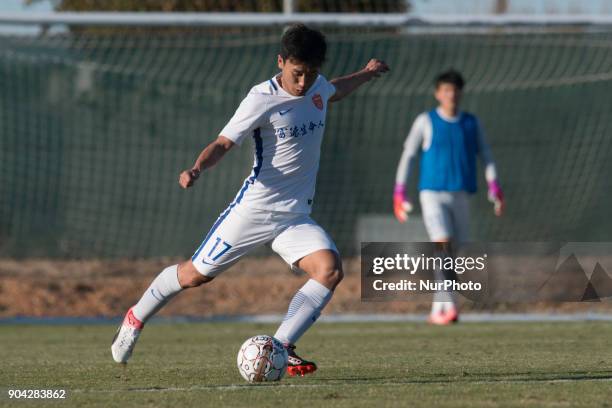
[280, 24, 327, 68]
[435, 69, 465, 90]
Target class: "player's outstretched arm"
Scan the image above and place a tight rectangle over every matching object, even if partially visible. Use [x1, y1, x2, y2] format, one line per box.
[329, 59, 389, 102]
[179, 136, 235, 189]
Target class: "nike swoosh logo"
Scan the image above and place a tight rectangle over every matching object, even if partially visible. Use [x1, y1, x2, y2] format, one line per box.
[279, 108, 293, 115]
[150, 289, 164, 301]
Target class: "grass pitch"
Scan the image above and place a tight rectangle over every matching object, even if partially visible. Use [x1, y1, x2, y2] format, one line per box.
[1, 321, 612, 407]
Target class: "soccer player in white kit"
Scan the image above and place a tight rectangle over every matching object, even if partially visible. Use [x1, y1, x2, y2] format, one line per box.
[393, 70, 504, 325]
[111, 24, 389, 376]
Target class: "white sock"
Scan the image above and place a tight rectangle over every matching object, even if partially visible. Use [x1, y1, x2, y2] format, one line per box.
[132, 264, 183, 323]
[431, 259, 456, 314]
[442, 301, 456, 313]
[431, 299, 444, 314]
[274, 279, 332, 345]
[432, 296, 457, 314]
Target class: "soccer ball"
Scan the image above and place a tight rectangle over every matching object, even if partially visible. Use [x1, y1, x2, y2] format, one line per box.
[237, 335, 288, 383]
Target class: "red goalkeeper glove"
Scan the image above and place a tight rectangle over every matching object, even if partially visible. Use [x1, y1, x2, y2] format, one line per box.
[393, 184, 413, 223]
[487, 180, 504, 217]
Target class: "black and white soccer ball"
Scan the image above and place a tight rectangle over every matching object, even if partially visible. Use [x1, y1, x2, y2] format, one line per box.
[237, 335, 288, 383]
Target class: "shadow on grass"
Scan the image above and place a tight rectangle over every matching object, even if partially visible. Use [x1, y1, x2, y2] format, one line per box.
[114, 370, 612, 393]
[312, 370, 612, 385]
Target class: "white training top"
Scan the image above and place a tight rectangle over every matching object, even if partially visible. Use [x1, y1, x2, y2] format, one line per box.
[220, 74, 336, 214]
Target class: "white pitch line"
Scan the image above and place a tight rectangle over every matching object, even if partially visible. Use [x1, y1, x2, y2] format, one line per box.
[69, 376, 612, 394]
[3, 313, 612, 325]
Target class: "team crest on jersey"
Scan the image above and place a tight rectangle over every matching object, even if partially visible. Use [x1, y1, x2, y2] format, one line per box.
[312, 94, 323, 110]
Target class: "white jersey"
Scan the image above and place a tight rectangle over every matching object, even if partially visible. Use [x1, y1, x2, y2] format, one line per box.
[220, 74, 336, 214]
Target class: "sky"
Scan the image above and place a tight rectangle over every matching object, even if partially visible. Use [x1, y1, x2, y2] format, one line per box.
[0, 0, 610, 34]
[411, 0, 612, 15]
[0, 0, 612, 35]
[1, 0, 54, 13]
[0, 0, 54, 34]
[1, 0, 612, 15]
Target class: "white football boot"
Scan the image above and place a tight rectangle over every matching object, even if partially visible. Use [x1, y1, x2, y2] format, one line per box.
[111, 307, 144, 363]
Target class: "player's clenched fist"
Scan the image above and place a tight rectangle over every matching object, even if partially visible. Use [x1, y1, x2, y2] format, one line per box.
[363, 59, 390, 78]
[179, 168, 200, 189]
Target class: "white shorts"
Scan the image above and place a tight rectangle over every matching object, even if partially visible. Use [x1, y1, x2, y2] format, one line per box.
[419, 190, 470, 244]
[191, 203, 338, 277]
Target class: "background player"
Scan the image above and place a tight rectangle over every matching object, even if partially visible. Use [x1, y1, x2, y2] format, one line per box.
[393, 69, 504, 325]
[112, 24, 389, 376]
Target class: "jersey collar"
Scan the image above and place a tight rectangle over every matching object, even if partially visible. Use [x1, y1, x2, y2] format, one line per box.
[436, 107, 463, 123]
[272, 74, 321, 98]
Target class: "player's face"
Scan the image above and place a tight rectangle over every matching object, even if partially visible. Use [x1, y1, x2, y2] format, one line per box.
[277, 56, 320, 96]
[434, 83, 462, 111]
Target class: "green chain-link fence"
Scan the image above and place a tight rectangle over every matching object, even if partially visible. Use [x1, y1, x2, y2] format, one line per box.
[2, 27, 612, 258]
